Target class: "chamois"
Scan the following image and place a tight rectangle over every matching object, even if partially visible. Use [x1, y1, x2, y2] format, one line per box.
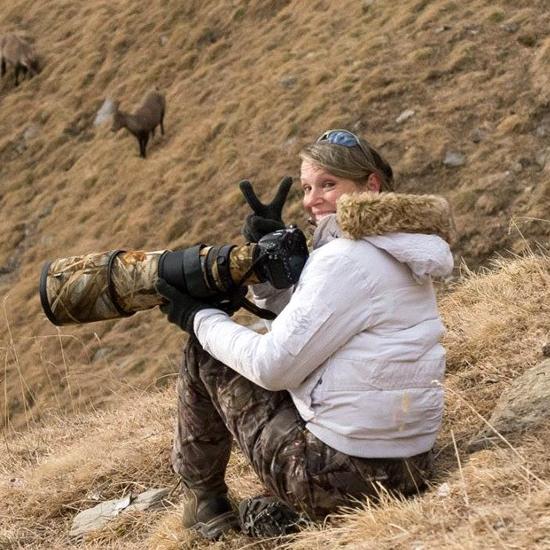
[0, 33, 40, 87]
[111, 89, 166, 158]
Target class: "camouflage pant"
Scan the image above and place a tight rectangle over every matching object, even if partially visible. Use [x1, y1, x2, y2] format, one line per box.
[172, 338, 433, 520]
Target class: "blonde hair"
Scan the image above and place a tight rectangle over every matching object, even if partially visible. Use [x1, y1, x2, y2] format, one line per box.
[299, 134, 395, 192]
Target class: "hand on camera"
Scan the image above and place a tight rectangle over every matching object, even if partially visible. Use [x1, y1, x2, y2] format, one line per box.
[240, 176, 293, 242]
[156, 279, 211, 335]
[156, 279, 245, 335]
[209, 286, 247, 316]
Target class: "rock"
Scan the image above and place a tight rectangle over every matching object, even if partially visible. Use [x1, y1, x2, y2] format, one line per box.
[436, 482, 450, 497]
[70, 494, 132, 539]
[395, 109, 415, 124]
[501, 22, 519, 33]
[129, 488, 170, 512]
[70, 487, 170, 540]
[543, 343, 550, 357]
[159, 35, 168, 46]
[279, 75, 297, 89]
[435, 25, 452, 34]
[535, 148, 549, 169]
[92, 347, 112, 362]
[511, 161, 523, 173]
[23, 124, 40, 141]
[535, 115, 550, 137]
[8, 477, 25, 487]
[93, 98, 116, 127]
[468, 359, 550, 451]
[471, 128, 487, 143]
[443, 151, 466, 167]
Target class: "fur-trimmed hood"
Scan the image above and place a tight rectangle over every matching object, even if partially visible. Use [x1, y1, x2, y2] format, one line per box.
[312, 191, 455, 282]
[337, 191, 455, 242]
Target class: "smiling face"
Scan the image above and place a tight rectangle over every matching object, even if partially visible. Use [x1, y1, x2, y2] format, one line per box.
[300, 159, 364, 224]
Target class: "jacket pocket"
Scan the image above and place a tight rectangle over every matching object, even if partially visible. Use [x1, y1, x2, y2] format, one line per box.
[276, 300, 332, 357]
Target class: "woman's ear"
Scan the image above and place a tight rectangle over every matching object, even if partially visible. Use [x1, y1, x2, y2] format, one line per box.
[366, 173, 382, 193]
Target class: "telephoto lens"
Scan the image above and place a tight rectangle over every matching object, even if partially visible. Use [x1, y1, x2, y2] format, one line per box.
[39, 228, 309, 326]
[40, 249, 167, 325]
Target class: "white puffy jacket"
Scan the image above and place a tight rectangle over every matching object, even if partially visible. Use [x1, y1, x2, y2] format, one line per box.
[194, 192, 454, 458]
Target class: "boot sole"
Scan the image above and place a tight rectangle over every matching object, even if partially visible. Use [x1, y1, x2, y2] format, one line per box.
[239, 497, 302, 537]
[192, 510, 240, 540]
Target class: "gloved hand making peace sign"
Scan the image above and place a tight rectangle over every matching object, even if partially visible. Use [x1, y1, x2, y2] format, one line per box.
[240, 176, 293, 242]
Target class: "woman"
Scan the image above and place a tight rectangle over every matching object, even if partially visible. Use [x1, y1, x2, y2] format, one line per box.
[157, 129, 454, 539]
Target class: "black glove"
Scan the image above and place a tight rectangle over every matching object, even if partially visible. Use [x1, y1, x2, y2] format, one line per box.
[156, 279, 246, 335]
[156, 278, 213, 335]
[240, 176, 293, 242]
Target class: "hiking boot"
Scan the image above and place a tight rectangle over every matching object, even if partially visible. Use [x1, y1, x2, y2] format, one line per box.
[182, 489, 240, 540]
[239, 496, 303, 538]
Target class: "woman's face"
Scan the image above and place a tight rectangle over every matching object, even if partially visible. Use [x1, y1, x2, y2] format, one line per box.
[300, 159, 363, 224]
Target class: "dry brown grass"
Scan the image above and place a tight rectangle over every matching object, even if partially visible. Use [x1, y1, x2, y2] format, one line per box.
[1, 251, 549, 548]
[440, 252, 550, 442]
[0, 0, 549, 433]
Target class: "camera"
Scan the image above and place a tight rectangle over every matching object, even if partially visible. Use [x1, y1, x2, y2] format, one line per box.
[39, 227, 309, 326]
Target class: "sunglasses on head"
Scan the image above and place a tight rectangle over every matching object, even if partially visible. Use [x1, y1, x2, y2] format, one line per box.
[316, 128, 373, 160]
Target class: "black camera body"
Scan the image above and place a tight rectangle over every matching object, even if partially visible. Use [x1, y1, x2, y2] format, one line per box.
[255, 227, 309, 289]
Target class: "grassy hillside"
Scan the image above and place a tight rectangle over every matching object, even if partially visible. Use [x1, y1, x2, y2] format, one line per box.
[2, 252, 549, 548]
[1, 0, 548, 431]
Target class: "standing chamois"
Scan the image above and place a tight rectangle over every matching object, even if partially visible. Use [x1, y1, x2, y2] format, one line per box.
[0, 33, 40, 87]
[111, 88, 166, 158]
